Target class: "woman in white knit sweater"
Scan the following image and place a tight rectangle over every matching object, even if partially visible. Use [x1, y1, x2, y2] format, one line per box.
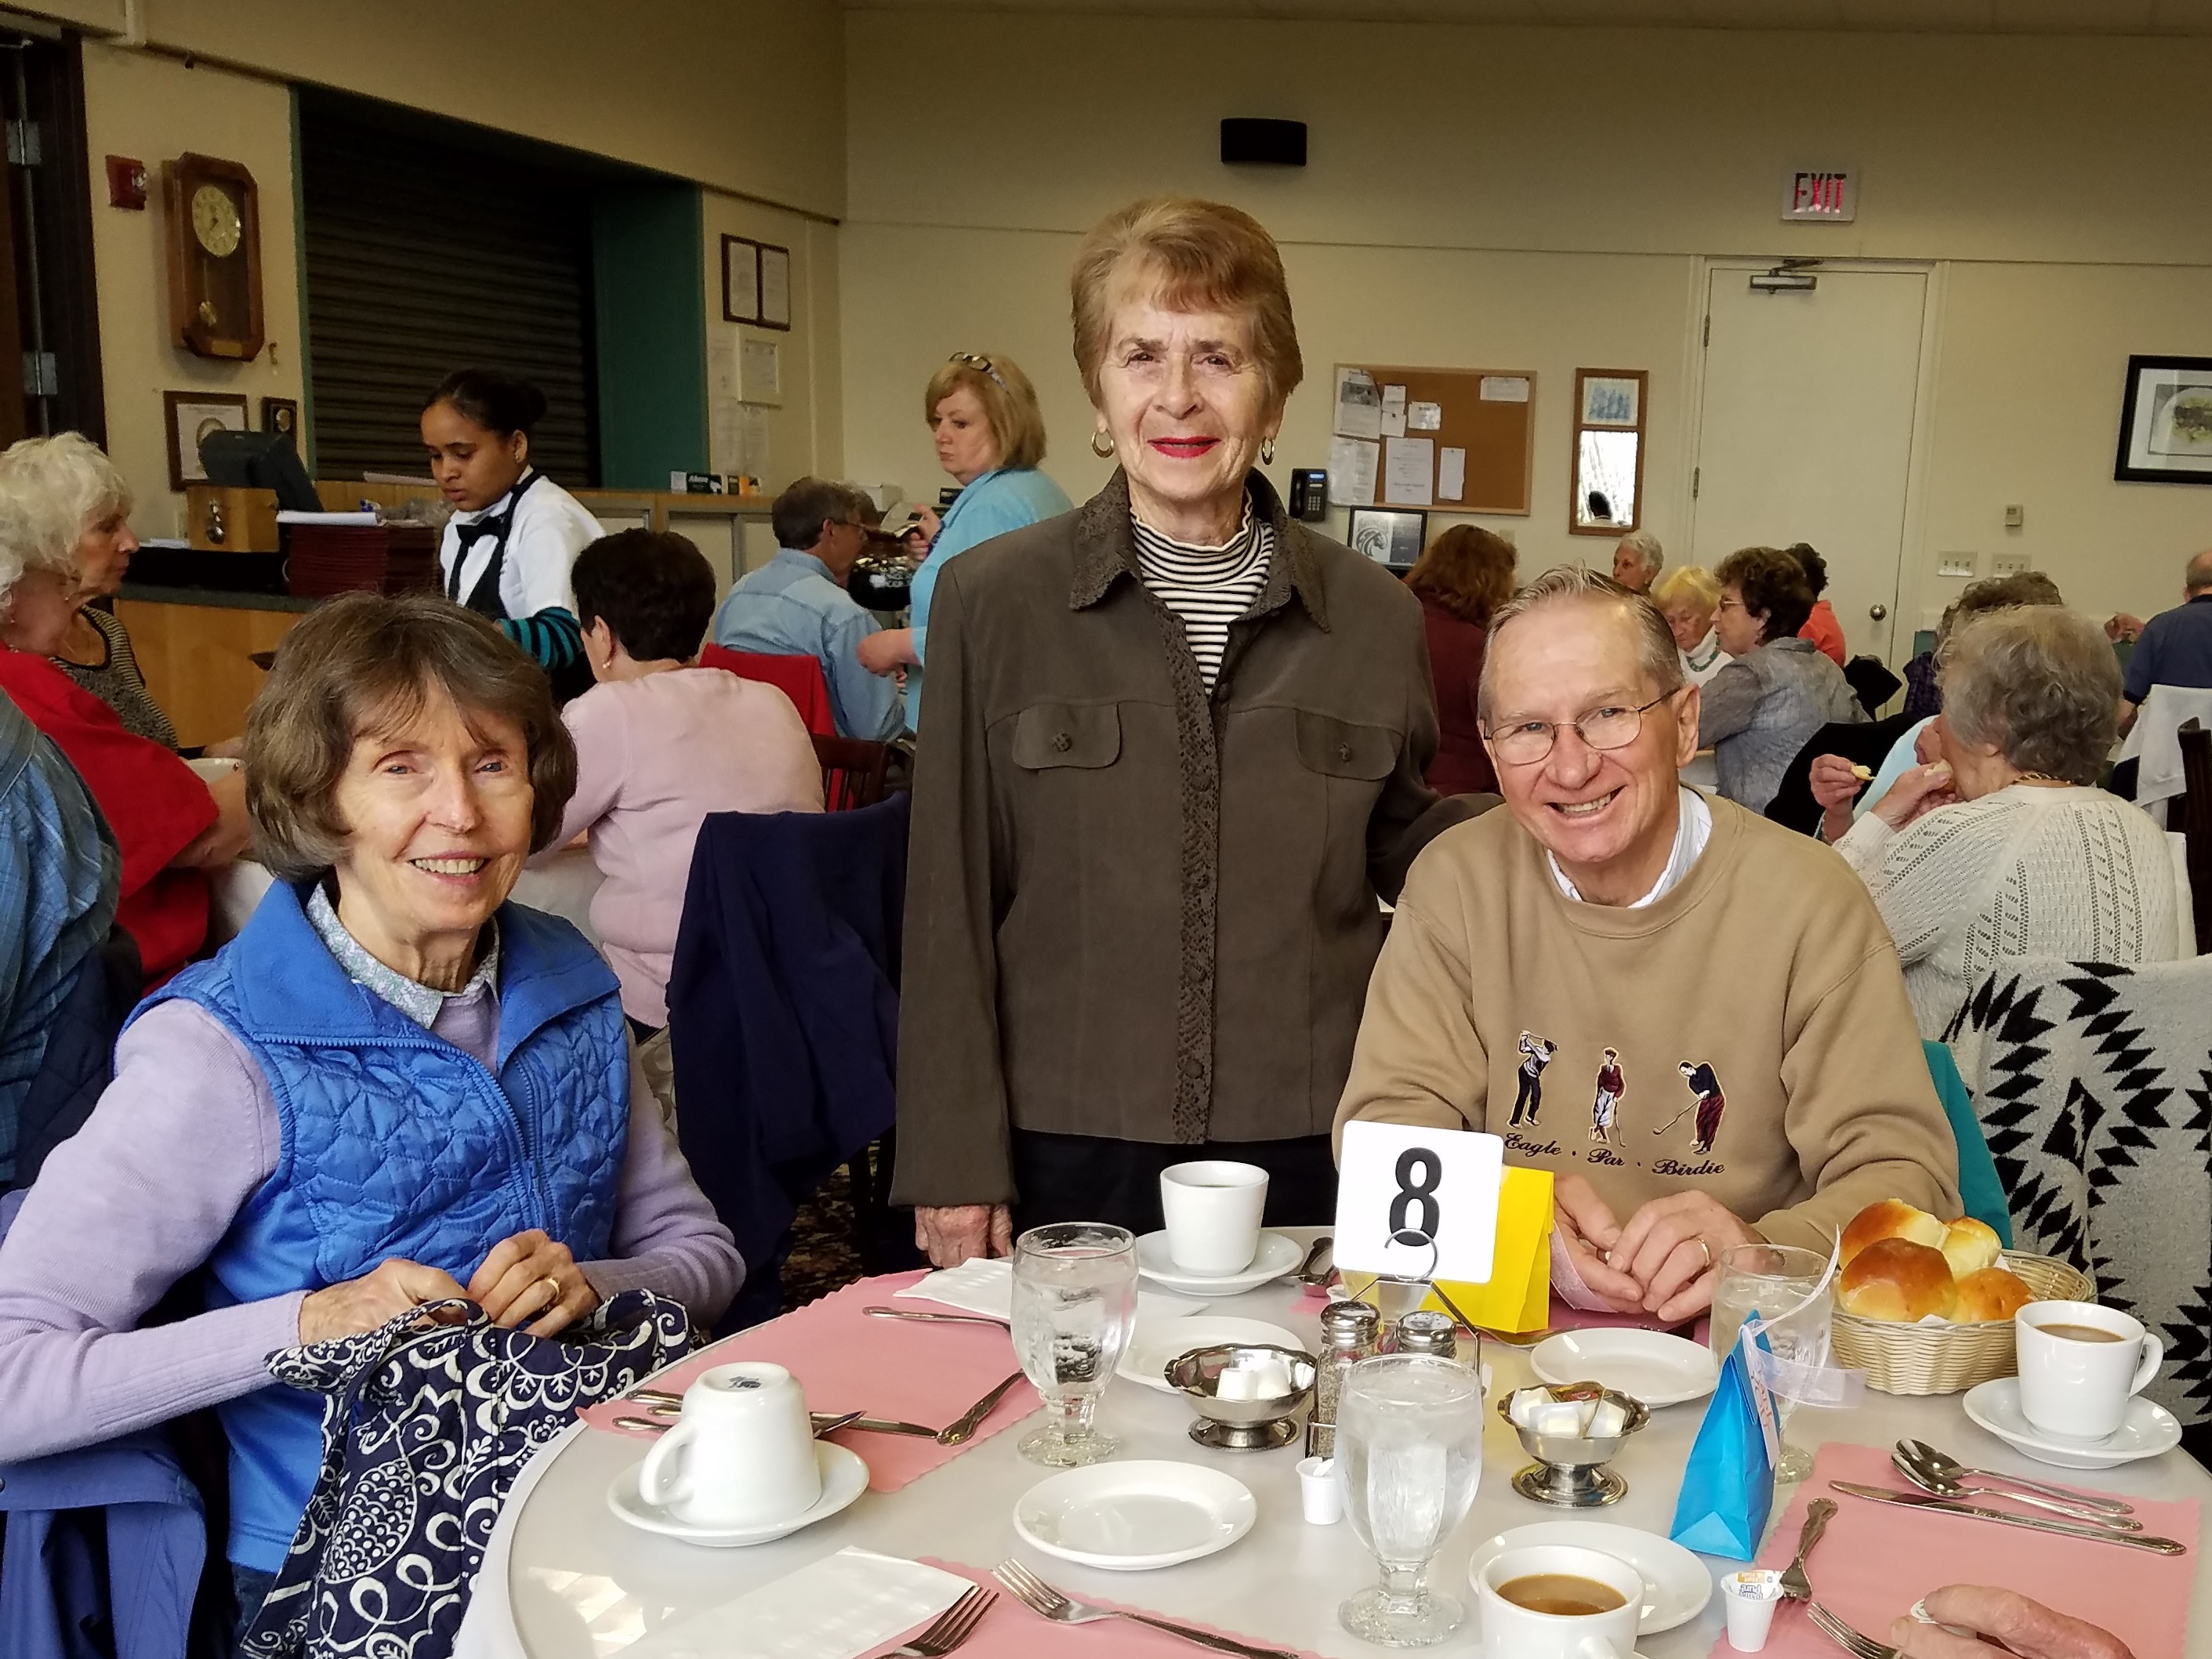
[1822, 606, 2180, 1039]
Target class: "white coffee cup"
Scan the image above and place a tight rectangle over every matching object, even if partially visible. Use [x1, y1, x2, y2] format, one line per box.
[636, 1361, 821, 1527]
[1476, 1544, 1643, 1659]
[2014, 1301, 2163, 1442]
[1159, 1160, 1269, 1274]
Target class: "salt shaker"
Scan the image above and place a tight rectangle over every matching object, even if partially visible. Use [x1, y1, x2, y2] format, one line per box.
[1393, 1309, 1460, 1361]
[1306, 1296, 1380, 1459]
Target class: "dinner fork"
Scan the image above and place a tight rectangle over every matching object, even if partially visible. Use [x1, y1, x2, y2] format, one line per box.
[990, 1559, 1299, 1659]
[887, 1585, 995, 1657]
[1805, 1599, 1897, 1659]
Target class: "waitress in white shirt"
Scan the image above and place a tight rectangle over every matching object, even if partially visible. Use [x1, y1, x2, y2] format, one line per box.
[422, 367, 602, 696]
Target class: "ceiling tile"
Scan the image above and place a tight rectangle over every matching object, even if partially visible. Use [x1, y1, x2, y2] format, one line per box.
[844, 0, 2212, 30]
[1993, 0, 2156, 27]
[1841, 0, 1996, 28]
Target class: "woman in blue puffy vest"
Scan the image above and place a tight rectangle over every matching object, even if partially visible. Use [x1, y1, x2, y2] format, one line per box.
[0, 591, 743, 1632]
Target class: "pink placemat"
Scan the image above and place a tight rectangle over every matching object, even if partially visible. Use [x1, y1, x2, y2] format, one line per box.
[576, 1271, 1037, 1492]
[1706, 1442, 2199, 1657]
[859, 1559, 1325, 1658]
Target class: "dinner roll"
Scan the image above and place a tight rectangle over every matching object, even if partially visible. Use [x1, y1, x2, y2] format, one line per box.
[1837, 1237, 1958, 1322]
[1954, 1266, 2035, 1323]
[1941, 1217, 2003, 1279]
[1840, 1199, 1947, 1266]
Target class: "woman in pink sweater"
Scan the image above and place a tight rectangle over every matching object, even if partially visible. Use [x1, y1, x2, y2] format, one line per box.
[549, 531, 822, 1099]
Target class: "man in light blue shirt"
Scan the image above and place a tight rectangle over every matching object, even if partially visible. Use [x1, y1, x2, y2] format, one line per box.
[711, 479, 905, 741]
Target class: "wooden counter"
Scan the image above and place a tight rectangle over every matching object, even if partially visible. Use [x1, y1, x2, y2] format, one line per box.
[114, 586, 314, 748]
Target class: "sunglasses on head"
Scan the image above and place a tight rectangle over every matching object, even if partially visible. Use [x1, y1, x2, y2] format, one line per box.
[950, 352, 1010, 393]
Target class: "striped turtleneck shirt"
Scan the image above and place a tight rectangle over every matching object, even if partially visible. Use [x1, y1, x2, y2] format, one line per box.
[1130, 502, 1275, 688]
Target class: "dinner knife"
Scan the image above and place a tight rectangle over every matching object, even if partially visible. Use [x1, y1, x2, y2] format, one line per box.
[1828, 1481, 2188, 1555]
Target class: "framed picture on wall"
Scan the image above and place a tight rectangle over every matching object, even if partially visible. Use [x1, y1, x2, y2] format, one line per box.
[2115, 354, 2212, 484]
[260, 396, 299, 441]
[1346, 505, 1427, 568]
[163, 389, 248, 491]
[721, 234, 762, 324]
[756, 242, 792, 331]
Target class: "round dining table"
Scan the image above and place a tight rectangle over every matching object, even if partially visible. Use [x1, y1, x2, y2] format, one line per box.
[467, 1229, 2212, 1659]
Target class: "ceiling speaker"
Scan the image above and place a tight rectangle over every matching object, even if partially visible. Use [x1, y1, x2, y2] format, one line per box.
[1220, 118, 1307, 168]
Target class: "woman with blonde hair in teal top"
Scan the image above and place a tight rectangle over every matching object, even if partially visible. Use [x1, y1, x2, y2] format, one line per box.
[856, 351, 1070, 726]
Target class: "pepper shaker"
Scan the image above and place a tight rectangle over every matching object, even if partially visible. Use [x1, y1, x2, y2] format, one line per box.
[1393, 1309, 1461, 1362]
[1306, 1296, 1380, 1459]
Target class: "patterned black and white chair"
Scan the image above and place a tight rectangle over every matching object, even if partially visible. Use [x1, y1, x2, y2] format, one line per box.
[1948, 955, 2212, 1430]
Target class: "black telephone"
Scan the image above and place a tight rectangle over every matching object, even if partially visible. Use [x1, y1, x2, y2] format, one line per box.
[1288, 468, 1328, 521]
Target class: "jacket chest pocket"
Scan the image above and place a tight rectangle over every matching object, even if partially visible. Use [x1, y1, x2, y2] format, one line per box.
[1013, 703, 1121, 770]
[1293, 710, 1397, 781]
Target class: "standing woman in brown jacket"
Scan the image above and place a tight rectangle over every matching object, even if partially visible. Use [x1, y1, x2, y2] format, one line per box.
[893, 197, 1474, 1266]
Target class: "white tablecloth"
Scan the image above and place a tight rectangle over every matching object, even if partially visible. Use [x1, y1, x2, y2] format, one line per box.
[2120, 683, 2212, 814]
[467, 1227, 2212, 1659]
[209, 847, 605, 949]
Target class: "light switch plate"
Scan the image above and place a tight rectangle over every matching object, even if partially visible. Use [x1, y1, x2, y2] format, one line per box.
[1937, 553, 1977, 578]
[2003, 504, 2025, 529]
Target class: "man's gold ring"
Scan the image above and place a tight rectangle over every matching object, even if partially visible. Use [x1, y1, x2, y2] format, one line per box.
[1692, 1237, 1713, 1270]
[538, 1275, 563, 1309]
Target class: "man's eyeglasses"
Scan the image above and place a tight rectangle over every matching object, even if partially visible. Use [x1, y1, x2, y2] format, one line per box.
[1484, 690, 1682, 766]
[950, 351, 1010, 393]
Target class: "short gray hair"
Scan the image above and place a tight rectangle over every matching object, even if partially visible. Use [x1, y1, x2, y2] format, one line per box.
[0, 432, 121, 598]
[1478, 565, 1685, 722]
[1616, 530, 1663, 578]
[1940, 607, 2120, 786]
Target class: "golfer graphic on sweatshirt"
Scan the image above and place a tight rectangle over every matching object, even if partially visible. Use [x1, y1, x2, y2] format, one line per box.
[1510, 1031, 1557, 1126]
[1670, 1060, 1728, 1155]
[1589, 1049, 1624, 1143]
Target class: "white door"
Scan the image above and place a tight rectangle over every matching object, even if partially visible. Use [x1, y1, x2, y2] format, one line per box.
[1690, 266, 1927, 664]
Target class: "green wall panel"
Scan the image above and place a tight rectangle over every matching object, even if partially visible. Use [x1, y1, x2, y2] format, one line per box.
[593, 183, 705, 488]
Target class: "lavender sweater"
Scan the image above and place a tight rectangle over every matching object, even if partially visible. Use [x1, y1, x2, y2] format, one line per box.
[0, 981, 742, 1465]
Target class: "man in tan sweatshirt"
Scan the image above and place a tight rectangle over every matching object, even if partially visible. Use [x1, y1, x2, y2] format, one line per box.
[1336, 568, 1959, 1322]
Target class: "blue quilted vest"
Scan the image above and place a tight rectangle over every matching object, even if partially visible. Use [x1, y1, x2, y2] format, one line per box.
[135, 880, 631, 1570]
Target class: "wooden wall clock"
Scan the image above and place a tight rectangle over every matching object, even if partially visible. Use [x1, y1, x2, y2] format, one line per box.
[164, 153, 263, 360]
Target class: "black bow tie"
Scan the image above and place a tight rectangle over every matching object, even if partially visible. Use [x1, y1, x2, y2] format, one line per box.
[455, 515, 503, 550]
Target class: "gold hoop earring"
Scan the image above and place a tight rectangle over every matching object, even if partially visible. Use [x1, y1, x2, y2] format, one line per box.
[1260, 438, 1276, 466]
[1090, 430, 1115, 458]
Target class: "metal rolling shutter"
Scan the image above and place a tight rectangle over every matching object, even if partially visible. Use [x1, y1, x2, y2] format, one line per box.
[299, 103, 597, 487]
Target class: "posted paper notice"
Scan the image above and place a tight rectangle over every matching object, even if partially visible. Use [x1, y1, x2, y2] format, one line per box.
[1333, 367, 1382, 440]
[1479, 375, 1532, 403]
[1438, 446, 1467, 502]
[1328, 435, 1380, 506]
[1409, 400, 1443, 432]
[1380, 383, 1409, 439]
[1383, 436, 1434, 506]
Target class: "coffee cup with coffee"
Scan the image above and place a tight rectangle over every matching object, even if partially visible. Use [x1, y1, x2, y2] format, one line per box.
[637, 1361, 822, 1528]
[1159, 1159, 1269, 1276]
[2014, 1301, 2163, 1443]
[1476, 1543, 1643, 1658]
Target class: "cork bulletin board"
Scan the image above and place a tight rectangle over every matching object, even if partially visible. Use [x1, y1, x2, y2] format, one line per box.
[1333, 364, 1537, 516]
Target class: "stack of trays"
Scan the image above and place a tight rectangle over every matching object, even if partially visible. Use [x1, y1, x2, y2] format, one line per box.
[286, 524, 444, 599]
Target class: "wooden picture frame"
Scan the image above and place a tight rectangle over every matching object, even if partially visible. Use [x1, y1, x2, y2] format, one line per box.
[1568, 368, 1648, 536]
[721, 234, 762, 324]
[260, 396, 299, 440]
[163, 389, 248, 491]
[756, 242, 792, 331]
[2114, 354, 2212, 485]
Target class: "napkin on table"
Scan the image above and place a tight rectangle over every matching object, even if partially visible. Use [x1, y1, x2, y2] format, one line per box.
[619, 1549, 970, 1659]
[896, 1256, 1210, 1324]
[1710, 1441, 2199, 1658]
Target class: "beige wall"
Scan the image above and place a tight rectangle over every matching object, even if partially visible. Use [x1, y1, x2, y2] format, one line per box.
[80, 43, 303, 535]
[42, 0, 843, 218]
[842, 12, 2212, 644]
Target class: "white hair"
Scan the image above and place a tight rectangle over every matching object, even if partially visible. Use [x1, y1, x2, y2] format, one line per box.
[1616, 529, 1663, 578]
[0, 433, 130, 596]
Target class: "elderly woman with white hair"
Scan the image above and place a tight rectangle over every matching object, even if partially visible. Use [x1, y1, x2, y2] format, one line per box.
[1649, 563, 1731, 686]
[1611, 529, 1663, 594]
[0, 452, 251, 982]
[1832, 605, 2181, 1039]
[0, 433, 174, 748]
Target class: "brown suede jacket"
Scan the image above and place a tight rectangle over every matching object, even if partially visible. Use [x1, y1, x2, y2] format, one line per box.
[890, 469, 1481, 1207]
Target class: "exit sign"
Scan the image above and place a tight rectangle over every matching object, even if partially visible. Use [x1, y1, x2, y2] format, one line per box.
[1782, 168, 1857, 222]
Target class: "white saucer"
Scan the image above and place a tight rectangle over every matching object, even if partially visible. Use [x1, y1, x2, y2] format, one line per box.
[1014, 1458, 1256, 1570]
[1115, 1316, 1307, 1393]
[606, 1441, 868, 1546]
[1133, 1230, 1304, 1295]
[1465, 1521, 1712, 1635]
[1529, 1329, 1720, 1408]
[1961, 1378, 2182, 1469]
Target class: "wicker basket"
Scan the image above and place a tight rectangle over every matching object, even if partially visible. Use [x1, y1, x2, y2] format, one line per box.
[1831, 1251, 2094, 1396]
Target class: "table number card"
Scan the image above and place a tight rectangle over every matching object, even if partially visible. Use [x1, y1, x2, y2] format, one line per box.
[1334, 1120, 1505, 1285]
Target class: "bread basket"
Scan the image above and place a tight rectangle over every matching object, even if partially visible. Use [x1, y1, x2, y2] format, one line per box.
[1831, 1251, 2094, 1396]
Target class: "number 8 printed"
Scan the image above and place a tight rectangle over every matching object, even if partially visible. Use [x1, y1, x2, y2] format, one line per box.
[1389, 1146, 1442, 1245]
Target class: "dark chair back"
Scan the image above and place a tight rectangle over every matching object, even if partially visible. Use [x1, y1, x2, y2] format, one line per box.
[812, 733, 890, 813]
[2178, 718, 2212, 954]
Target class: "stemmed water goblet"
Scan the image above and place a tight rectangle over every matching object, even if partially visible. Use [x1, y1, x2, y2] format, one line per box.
[1010, 1222, 1138, 1467]
[1334, 1353, 1487, 1647]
